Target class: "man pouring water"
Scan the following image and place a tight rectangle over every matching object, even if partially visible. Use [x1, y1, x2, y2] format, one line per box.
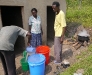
[0, 25, 31, 75]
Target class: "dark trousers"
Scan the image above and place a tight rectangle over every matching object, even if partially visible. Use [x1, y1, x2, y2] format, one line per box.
[0, 50, 16, 75]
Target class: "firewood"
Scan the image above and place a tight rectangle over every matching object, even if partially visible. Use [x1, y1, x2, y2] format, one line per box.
[73, 42, 79, 47]
[74, 43, 82, 50]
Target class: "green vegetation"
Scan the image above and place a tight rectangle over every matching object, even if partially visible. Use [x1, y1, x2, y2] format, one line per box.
[60, 0, 92, 75]
[60, 44, 92, 75]
[66, 0, 92, 27]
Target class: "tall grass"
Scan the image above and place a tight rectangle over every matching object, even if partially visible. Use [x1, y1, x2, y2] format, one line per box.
[66, 0, 92, 27]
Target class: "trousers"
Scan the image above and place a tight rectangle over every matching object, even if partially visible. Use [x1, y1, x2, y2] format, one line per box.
[0, 50, 16, 75]
[54, 37, 62, 62]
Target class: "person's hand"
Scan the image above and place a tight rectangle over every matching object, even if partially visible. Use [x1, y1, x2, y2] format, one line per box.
[27, 42, 31, 46]
[26, 32, 31, 36]
[60, 36, 64, 44]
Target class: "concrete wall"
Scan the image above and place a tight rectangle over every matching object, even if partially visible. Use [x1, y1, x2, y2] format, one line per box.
[0, 0, 66, 49]
[27, 0, 66, 44]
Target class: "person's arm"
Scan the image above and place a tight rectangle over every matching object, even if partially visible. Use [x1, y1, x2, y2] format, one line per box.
[41, 25, 43, 35]
[60, 27, 66, 43]
[38, 16, 43, 35]
[28, 16, 32, 32]
[28, 17, 32, 46]
[26, 32, 31, 46]
[60, 11, 66, 43]
[29, 25, 32, 32]
[17, 26, 31, 46]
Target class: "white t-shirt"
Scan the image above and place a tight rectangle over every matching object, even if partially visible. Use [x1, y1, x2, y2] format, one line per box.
[29, 15, 41, 34]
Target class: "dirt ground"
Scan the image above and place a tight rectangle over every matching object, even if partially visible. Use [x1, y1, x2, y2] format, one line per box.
[0, 41, 88, 75]
[0, 25, 92, 75]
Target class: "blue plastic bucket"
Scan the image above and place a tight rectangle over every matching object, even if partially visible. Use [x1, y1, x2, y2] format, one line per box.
[28, 54, 45, 75]
[26, 46, 36, 55]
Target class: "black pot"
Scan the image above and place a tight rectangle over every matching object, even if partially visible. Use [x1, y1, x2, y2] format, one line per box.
[78, 35, 89, 42]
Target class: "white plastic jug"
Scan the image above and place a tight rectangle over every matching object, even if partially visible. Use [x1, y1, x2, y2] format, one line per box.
[26, 46, 36, 56]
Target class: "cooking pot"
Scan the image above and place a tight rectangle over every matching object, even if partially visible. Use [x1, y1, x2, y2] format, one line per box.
[78, 35, 89, 42]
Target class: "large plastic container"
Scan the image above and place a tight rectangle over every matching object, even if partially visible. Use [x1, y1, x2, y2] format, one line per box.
[23, 50, 27, 58]
[20, 58, 29, 71]
[26, 46, 36, 55]
[36, 45, 50, 65]
[28, 54, 45, 75]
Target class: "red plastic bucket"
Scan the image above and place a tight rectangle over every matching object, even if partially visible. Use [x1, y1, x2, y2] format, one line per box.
[36, 45, 50, 65]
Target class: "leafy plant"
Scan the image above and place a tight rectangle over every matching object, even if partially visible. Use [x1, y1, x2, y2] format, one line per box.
[66, 0, 92, 27]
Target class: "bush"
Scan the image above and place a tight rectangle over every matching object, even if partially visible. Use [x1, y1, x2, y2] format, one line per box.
[66, 0, 92, 27]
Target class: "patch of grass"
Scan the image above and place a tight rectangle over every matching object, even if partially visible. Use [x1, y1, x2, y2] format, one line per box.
[60, 55, 92, 75]
[88, 44, 92, 52]
[61, 0, 92, 75]
[60, 44, 92, 75]
[75, 48, 91, 60]
[76, 51, 87, 59]
[66, 0, 92, 27]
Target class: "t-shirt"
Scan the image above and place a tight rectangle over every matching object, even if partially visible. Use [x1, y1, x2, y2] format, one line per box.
[54, 10, 66, 37]
[0, 26, 28, 51]
[29, 15, 41, 34]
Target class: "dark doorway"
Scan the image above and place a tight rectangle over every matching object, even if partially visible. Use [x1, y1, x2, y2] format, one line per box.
[47, 6, 55, 47]
[1, 6, 25, 54]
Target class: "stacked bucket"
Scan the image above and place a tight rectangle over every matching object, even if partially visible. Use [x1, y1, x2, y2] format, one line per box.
[20, 45, 50, 75]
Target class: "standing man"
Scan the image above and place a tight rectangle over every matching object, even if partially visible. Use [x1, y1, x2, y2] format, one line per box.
[28, 8, 43, 47]
[0, 25, 31, 75]
[52, 1, 66, 64]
